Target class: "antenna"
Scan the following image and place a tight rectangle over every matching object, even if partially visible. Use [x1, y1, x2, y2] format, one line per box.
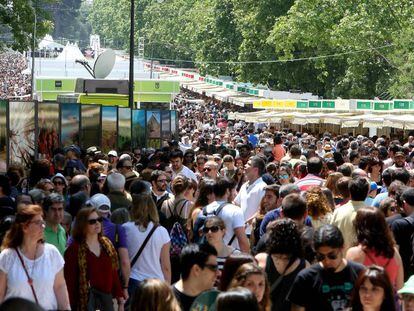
[93, 49, 116, 79]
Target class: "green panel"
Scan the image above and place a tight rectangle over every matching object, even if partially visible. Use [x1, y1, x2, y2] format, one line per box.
[394, 100, 413, 110]
[309, 100, 322, 108]
[134, 80, 179, 93]
[322, 100, 335, 108]
[357, 101, 372, 109]
[36, 78, 77, 101]
[135, 93, 172, 103]
[296, 101, 308, 109]
[374, 101, 392, 111]
[79, 94, 129, 107]
[237, 86, 245, 92]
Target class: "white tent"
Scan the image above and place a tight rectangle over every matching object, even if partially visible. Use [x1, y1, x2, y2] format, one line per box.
[56, 42, 85, 61]
[38, 35, 64, 50]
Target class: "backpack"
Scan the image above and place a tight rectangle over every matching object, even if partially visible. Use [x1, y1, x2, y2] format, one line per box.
[193, 202, 230, 244]
[166, 199, 189, 257]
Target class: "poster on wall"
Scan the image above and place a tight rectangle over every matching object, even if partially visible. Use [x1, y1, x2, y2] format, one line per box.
[37, 103, 59, 160]
[0, 100, 7, 172]
[81, 105, 101, 149]
[147, 138, 161, 149]
[101, 106, 117, 153]
[61, 103, 80, 147]
[118, 108, 131, 151]
[132, 110, 146, 148]
[146, 110, 161, 138]
[9, 101, 36, 167]
[171, 110, 177, 138]
[161, 111, 171, 139]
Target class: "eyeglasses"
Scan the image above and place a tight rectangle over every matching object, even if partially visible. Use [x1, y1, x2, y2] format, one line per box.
[204, 263, 219, 272]
[316, 251, 339, 261]
[204, 167, 212, 172]
[30, 220, 46, 227]
[88, 217, 104, 225]
[202, 225, 221, 234]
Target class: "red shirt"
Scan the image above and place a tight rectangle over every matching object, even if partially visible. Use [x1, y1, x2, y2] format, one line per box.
[64, 241, 123, 309]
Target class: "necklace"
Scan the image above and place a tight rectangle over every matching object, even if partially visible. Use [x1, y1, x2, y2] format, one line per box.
[29, 244, 39, 284]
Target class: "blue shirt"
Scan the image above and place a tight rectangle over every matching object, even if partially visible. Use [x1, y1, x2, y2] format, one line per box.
[372, 192, 388, 208]
[259, 207, 313, 237]
[248, 134, 258, 147]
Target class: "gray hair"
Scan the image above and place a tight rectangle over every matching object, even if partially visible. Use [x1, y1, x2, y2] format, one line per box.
[107, 172, 126, 191]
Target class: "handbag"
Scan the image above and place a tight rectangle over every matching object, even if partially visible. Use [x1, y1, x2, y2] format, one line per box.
[87, 287, 114, 311]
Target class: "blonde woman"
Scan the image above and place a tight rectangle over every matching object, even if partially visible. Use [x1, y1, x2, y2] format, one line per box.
[305, 186, 333, 229]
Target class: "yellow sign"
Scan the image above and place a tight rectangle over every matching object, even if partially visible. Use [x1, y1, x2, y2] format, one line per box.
[254, 99, 298, 109]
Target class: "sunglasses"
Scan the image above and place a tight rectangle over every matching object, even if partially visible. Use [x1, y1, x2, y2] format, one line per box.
[316, 251, 339, 261]
[204, 264, 219, 272]
[204, 167, 212, 172]
[203, 225, 221, 234]
[88, 217, 104, 225]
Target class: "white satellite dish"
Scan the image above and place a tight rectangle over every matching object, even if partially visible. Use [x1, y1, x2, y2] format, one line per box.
[93, 49, 116, 79]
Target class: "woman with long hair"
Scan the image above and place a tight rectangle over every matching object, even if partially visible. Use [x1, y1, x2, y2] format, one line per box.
[325, 172, 344, 203]
[188, 179, 215, 242]
[64, 207, 125, 311]
[228, 263, 271, 311]
[123, 193, 171, 298]
[0, 205, 70, 310]
[219, 253, 256, 291]
[130, 278, 181, 311]
[346, 207, 404, 290]
[306, 186, 333, 229]
[350, 266, 396, 311]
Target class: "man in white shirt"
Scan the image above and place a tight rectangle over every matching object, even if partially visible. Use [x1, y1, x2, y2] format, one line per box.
[234, 156, 267, 236]
[203, 177, 250, 253]
[170, 150, 198, 183]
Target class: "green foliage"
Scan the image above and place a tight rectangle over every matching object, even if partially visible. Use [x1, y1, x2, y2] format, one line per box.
[87, 0, 414, 98]
[0, 0, 53, 52]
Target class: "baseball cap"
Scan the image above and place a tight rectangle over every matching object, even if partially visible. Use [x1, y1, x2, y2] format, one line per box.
[395, 151, 405, 158]
[370, 182, 378, 192]
[108, 150, 118, 157]
[398, 275, 414, 295]
[87, 194, 111, 214]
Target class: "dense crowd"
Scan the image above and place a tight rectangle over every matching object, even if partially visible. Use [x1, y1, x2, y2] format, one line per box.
[0, 51, 31, 100]
[2, 92, 414, 311]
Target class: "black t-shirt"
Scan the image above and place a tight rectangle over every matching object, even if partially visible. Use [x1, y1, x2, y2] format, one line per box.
[266, 255, 306, 311]
[391, 214, 414, 279]
[173, 285, 198, 311]
[288, 261, 365, 311]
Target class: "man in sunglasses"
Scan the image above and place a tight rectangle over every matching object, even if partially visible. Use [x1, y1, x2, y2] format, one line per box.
[203, 160, 219, 181]
[288, 225, 365, 311]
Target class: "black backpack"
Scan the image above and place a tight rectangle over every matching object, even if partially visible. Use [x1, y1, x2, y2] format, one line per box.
[193, 202, 235, 245]
[164, 198, 189, 233]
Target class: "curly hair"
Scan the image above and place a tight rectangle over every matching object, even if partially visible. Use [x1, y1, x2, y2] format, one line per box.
[306, 186, 332, 219]
[354, 207, 395, 258]
[266, 218, 304, 259]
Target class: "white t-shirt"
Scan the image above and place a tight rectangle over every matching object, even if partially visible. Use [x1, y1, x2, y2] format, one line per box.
[171, 165, 198, 183]
[202, 200, 245, 248]
[0, 243, 64, 310]
[234, 177, 266, 234]
[123, 221, 170, 281]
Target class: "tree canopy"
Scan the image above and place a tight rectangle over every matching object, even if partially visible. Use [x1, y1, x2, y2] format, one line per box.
[86, 0, 414, 98]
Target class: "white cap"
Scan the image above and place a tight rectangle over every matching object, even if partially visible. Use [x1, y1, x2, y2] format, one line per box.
[119, 153, 132, 161]
[87, 194, 111, 214]
[108, 150, 118, 157]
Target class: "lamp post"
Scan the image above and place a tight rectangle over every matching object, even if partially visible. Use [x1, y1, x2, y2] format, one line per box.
[128, 0, 135, 109]
[31, 2, 37, 100]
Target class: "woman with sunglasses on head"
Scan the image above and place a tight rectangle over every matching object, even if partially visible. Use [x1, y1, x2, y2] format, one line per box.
[350, 265, 396, 311]
[346, 207, 404, 291]
[203, 216, 241, 273]
[64, 207, 125, 311]
[0, 205, 70, 310]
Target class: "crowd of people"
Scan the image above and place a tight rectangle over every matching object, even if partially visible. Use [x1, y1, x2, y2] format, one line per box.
[1, 91, 414, 311]
[0, 51, 31, 100]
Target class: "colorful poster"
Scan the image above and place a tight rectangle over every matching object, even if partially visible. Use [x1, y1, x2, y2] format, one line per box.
[118, 108, 131, 151]
[0, 100, 7, 172]
[61, 103, 80, 147]
[101, 106, 117, 153]
[81, 105, 101, 149]
[171, 110, 177, 138]
[9, 101, 36, 166]
[37, 103, 59, 160]
[161, 111, 171, 139]
[146, 110, 161, 138]
[132, 110, 146, 148]
[147, 138, 161, 149]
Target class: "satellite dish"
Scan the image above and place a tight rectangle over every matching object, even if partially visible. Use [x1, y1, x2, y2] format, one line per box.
[93, 49, 116, 79]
